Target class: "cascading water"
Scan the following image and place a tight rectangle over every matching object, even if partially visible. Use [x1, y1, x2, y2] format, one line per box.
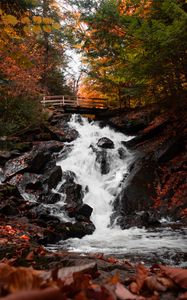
[49, 115, 187, 266]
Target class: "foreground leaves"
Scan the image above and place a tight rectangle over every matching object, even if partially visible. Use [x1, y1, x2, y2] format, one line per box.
[0, 261, 186, 300]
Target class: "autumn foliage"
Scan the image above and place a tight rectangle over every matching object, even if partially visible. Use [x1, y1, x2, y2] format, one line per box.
[0, 259, 187, 300]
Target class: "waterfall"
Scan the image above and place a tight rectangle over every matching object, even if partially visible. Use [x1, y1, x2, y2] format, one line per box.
[51, 115, 186, 265]
[57, 115, 133, 231]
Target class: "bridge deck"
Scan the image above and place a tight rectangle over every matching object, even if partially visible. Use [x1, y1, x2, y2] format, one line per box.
[41, 95, 109, 113]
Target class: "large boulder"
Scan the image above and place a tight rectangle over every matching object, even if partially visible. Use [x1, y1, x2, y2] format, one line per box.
[112, 156, 157, 227]
[116, 211, 161, 229]
[58, 171, 84, 217]
[45, 124, 79, 143]
[97, 137, 114, 149]
[0, 184, 25, 217]
[42, 166, 62, 189]
[76, 204, 93, 219]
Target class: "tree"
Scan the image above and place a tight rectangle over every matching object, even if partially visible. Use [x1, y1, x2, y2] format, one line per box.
[0, 0, 73, 135]
[64, 0, 187, 106]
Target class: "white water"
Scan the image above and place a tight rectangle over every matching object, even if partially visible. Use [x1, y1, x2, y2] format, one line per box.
[52, 115, 187, 265]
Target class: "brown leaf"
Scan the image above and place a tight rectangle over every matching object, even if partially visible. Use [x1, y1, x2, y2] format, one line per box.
[107, 272, 120, 285]
[144, 276, 167, 292]
[0, 264, 46, 294]
[53, 262, 98, 282]
[0, 288, 63, 300]
[159, 265, 187, 289]
[26, 251, 34, 261]
[129, 264, 148, 294]
[115, 282, 145, 300]
[6, 268, 44, 292]
[178, 291, 187, 300]
[157, 276, 176, 289]
[0, 238, 8, 244]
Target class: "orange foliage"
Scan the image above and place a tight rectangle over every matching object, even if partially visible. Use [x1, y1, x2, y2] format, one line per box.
[0, 37, 45, 96]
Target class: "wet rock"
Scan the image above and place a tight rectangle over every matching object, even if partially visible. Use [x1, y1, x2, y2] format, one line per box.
[3, 148, 52, 179]
[32, 140, 64, 154]
[0, 184, 21, 199]
[154, 136, 185, 163]
[58, 171, 83, 214]
[41, 192, 61, 204]
[38, 230, 62, 245]
[0, 184, 25, 217]
[57, 145, 73, 161]
[9, 173, 43, 198]
[0, 204, 19, 216]
[27, 150, 51, 173]
[39, 213, 61, 225]
[0, 167, 5, 182]
[76, 204, 93, 219]
[117, 211, 161, 229]
[113, 157, 156, 220]
[43, 166, 62, 189]
[118, 147, 127, 159]
[97, 137, 114, 149]
[66, 221, 95, 238]
[26, 204, 61, 227]
[123, 117, 170, 149]
[4, 152, 31, 179]
[0, 150, 11, 161]
[46, 124, 79, 143]
[61, 170, 77, 183]
[96, 150, 110, 175]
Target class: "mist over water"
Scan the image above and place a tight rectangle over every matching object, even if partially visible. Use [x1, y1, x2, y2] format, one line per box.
[51, 115, 187, 265]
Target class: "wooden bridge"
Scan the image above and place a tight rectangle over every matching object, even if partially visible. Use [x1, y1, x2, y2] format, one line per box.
[41, 95, 109, 113]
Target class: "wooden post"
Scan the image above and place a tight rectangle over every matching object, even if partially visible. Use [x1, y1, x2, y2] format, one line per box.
[43, 96, 46, 108]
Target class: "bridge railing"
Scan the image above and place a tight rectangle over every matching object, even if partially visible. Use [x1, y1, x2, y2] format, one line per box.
[41, 95, 109, 109]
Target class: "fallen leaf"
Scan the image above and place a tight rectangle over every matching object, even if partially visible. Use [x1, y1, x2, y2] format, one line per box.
[26, 251, 34, 261]
[0, 238, 8, 244]
[0, 288, 63, 300]
[115, 282, 145, 300]
[144, 276, 166, 292]
[0, 264, 45, 294]
[107, 272, 120, 285]
[129, 264, 148, 294]
[54, 262, 98, 281]
[157, 276, 176, 289]
[20, 235, 30, 241]
[178, 291, 187, 300]
[159, 266, 187, 289]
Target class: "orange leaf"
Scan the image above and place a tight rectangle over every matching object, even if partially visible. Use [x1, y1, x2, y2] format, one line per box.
[26, 251, 34, 261]
[20, 235, 30, 240]
[159, 265, 187, 289]
[178, 291, 187, 300]
[130, 264, 148, 294]
[115, 282, 145, 300]
[0, 288, 63, 300]
[144, 276, 167, 292]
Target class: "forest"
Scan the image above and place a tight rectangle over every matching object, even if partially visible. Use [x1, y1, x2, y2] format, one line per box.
[0, 1, 187, 300]
[0, 0, 187, 134]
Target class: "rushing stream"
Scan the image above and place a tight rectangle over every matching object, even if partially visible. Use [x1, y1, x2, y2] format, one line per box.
[49, 115, 187, 266]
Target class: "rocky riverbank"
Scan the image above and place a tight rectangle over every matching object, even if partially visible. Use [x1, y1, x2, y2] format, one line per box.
[99, 104, 187, 229]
